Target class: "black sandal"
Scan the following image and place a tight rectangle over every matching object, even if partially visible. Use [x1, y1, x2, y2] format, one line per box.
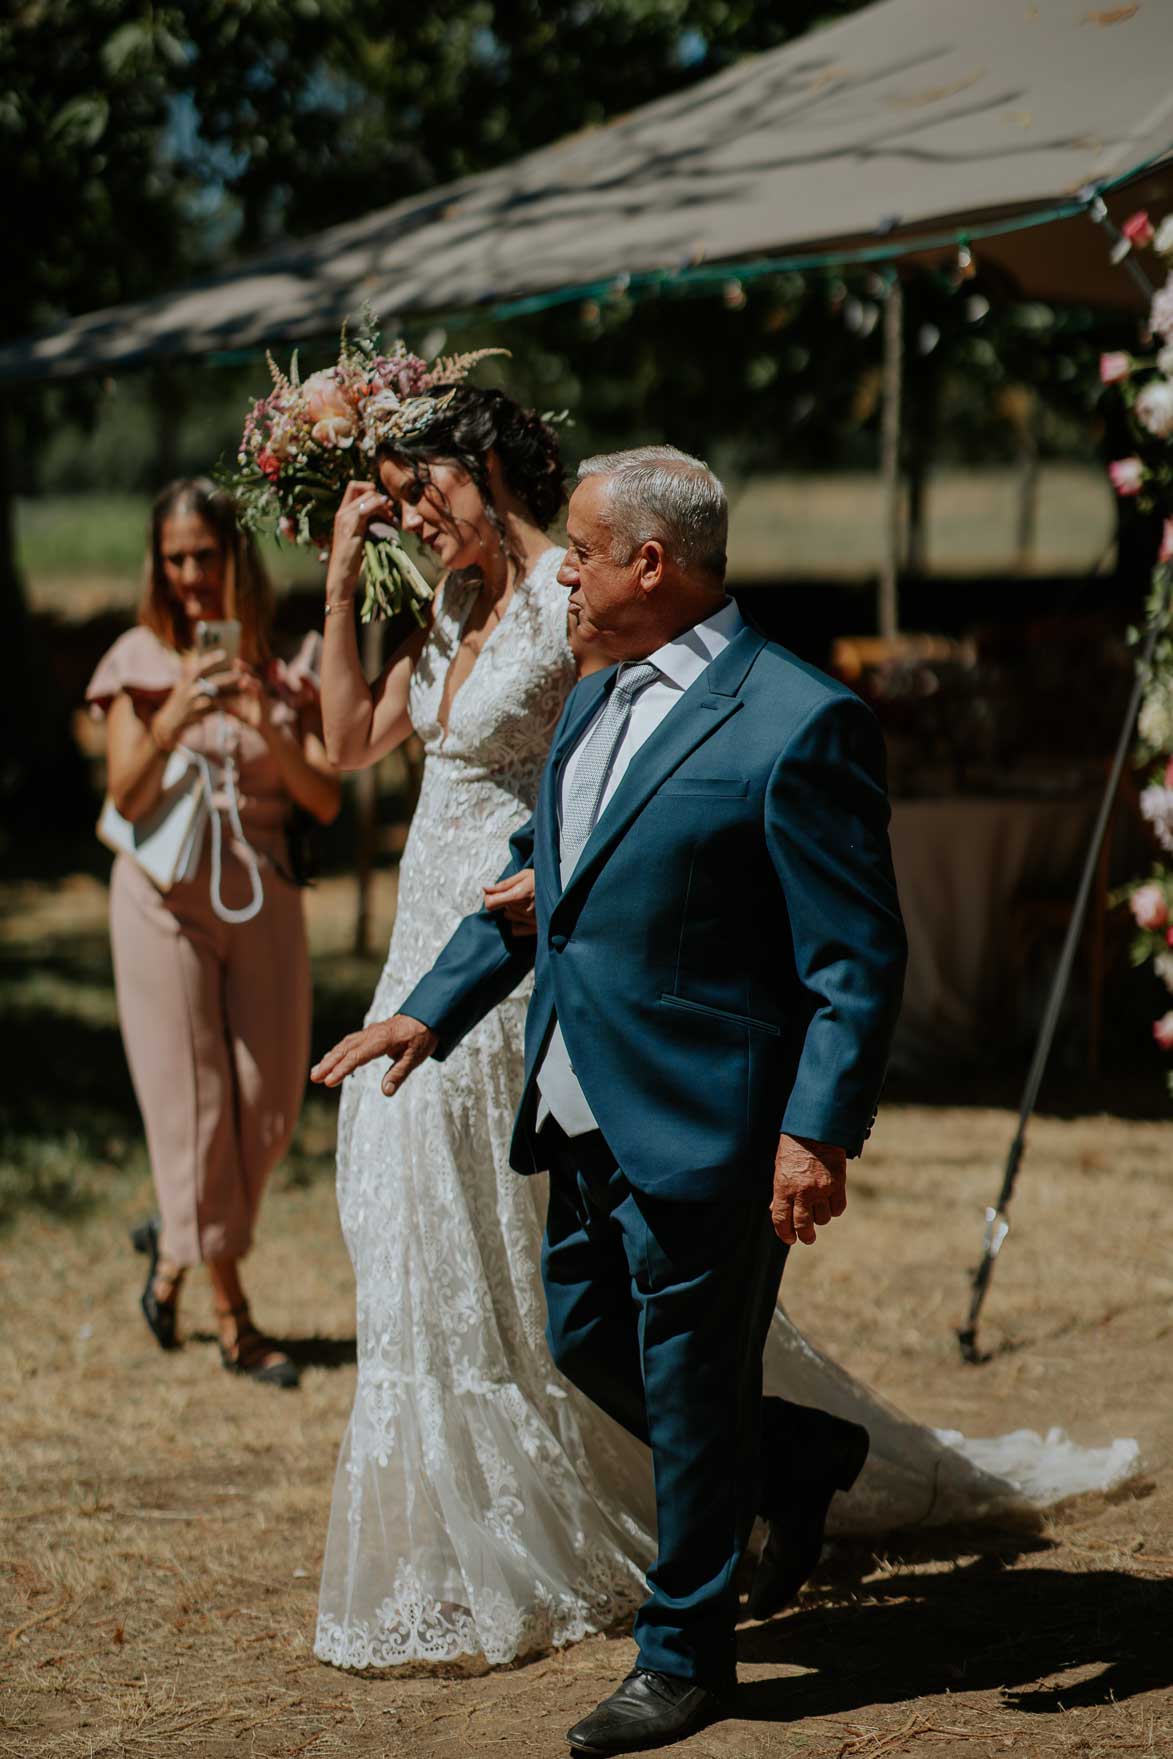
[130, 1218, 184, 1351]
[217, 1304, 299, 1390]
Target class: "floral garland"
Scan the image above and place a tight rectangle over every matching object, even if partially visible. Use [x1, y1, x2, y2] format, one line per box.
[222, 314, 507, 623]
[1104, 213, 1173, 1079]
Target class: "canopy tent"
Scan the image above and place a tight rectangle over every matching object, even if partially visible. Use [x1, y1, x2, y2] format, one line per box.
[4, 0, 1173, 385]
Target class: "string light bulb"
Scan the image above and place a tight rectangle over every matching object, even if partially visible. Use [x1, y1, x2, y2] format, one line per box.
[956, 242, 976, 279]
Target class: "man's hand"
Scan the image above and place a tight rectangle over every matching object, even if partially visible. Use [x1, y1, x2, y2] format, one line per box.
[310, 1013, 438, 1097]
[483, 868, 537, 936]
[771, 1135, 847, 1245]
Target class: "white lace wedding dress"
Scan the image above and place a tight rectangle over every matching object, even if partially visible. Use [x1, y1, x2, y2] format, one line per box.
[315, 550, 1137, 1672]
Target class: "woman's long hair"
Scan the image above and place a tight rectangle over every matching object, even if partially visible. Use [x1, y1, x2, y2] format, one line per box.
[140, 478, 274, 664]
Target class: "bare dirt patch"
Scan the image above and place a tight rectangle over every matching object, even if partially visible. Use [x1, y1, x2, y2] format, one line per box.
[2, 874, 1171, 1757]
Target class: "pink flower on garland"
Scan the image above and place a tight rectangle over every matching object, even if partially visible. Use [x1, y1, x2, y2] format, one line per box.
[1108, 456, 1145, 496]
[1152, 1011, 1173, 1050]
[1136, 380, 1173, 439]
[1122, 210, 1155, 250]
[1130, 883, 1168, 931]
[1099, 351, 1131, 385]
[1150, 274, 1173, 342]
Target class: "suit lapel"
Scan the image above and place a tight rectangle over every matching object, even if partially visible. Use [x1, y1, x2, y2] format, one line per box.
[551, 625, 765, 919]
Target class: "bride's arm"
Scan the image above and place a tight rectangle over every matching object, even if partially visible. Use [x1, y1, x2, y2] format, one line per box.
[319, 481, 430, 771]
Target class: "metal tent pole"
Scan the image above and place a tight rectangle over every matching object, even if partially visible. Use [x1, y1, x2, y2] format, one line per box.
[957, 583, 1169, 1362]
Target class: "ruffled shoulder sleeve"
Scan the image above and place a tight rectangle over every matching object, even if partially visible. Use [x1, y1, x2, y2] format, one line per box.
[86, 626, 180, 718]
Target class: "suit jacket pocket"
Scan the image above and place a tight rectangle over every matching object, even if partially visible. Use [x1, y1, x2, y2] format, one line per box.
[659, 992, 782, 1036]
[658, 777, 749, 798]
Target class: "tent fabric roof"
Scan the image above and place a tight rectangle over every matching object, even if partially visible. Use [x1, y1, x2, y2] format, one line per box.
[7, 0, 1173, 383]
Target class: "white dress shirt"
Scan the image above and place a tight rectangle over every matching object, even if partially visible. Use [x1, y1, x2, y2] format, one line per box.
[536, 597, 745, 1135]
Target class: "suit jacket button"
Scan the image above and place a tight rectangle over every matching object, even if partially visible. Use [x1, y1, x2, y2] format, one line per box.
[550, 933, 569, 952]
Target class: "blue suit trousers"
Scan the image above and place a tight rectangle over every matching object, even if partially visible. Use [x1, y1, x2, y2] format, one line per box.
[541, 1123, 787, 1694]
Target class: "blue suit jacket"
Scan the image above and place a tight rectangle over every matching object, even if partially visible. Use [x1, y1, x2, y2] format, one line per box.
[401, 621, 907, 1201]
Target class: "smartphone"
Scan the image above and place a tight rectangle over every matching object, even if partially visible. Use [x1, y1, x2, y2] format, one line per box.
[194, 618, 241, 669]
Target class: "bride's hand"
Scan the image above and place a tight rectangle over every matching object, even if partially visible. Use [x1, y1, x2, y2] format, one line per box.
[328, 481, 397, 576]
[483, 869, 537, 937]
[325, 480, 395, 607]
[311, 1013, 438, 1096]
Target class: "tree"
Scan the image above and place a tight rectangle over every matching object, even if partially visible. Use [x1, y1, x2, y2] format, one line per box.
[1, 1, 872, 816]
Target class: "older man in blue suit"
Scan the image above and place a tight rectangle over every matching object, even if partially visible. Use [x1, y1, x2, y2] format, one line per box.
[313, 447, 906, 1754]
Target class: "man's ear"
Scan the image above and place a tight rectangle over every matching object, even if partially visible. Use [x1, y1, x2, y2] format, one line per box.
[635, 539, 667, 594]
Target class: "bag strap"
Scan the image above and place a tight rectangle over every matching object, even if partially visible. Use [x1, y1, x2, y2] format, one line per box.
[191, 750, 265, 926]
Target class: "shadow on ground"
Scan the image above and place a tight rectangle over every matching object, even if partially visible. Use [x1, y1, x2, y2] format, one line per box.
[186, 1328, 358, 1370]
[735, 1555, 1173, 1722]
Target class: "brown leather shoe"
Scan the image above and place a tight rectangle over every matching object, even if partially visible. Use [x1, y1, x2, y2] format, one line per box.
[216, 1305, 299, 1390]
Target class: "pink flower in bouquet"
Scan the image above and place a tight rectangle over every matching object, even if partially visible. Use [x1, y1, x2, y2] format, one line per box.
[302, 370, 358, 447]
[1150, 274, 1173, 341]
[1130, 882, 1168, 931]
[302, 369, 357, 424]
[1160, 519, 1173, 566]
[1108, 456, 1145, 496]
[1135, 378, 1173, 439]
[257, 446, 281, 483]
[1122, 210, 1155, 250]
[267, 415, 299, 462]
[311, 414, 356, 448]
[372, 348, 431, 399]
[1100, 351, 1131, 385]
[1152, 1011, 1173, 1051]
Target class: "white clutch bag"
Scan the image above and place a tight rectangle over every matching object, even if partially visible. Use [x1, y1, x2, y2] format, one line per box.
[97, 749, 209, 891]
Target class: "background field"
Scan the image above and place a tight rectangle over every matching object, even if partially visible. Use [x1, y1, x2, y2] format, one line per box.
[17, 463, 1115, 625]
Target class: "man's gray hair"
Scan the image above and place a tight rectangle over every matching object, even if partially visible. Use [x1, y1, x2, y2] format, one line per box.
[577, 445, 727, 578]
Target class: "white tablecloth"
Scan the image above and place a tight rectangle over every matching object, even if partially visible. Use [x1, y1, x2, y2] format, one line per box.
[888, 794, 1100, 1072]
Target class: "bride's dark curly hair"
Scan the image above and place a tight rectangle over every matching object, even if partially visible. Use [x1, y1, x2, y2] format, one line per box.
[378, 384, 565, 564]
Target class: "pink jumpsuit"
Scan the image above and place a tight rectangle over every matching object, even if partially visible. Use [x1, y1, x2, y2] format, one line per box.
[88, 626, 316, 1266]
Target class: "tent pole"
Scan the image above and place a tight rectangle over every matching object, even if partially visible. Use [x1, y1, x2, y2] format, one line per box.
[353, 616, 384, 957]
[956, 577, 1169, 1363]
[879, 271, 903, 640]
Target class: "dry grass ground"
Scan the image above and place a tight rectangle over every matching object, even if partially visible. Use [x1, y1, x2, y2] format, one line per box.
[2, 872, 1172, 1759]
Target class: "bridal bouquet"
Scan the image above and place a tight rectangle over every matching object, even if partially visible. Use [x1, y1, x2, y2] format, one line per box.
[225, 317, 507, 623]
[1104, 212, 1173, 1087]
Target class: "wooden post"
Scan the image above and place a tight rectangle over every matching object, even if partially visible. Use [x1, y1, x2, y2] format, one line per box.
[1014, 388, 1040, 575]
[878, 272, 904, 640]
[352, 617, 384, 956]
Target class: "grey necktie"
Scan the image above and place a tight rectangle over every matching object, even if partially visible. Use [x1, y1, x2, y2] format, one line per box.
[560, 661, 660, 872]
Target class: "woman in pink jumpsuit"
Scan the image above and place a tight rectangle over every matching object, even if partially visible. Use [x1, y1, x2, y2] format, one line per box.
[87, 478, 340, 1387]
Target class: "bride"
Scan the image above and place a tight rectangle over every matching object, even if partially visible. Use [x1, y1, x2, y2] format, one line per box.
[313, 384, 657, 1671]
[312, 389, 1134, 1672]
